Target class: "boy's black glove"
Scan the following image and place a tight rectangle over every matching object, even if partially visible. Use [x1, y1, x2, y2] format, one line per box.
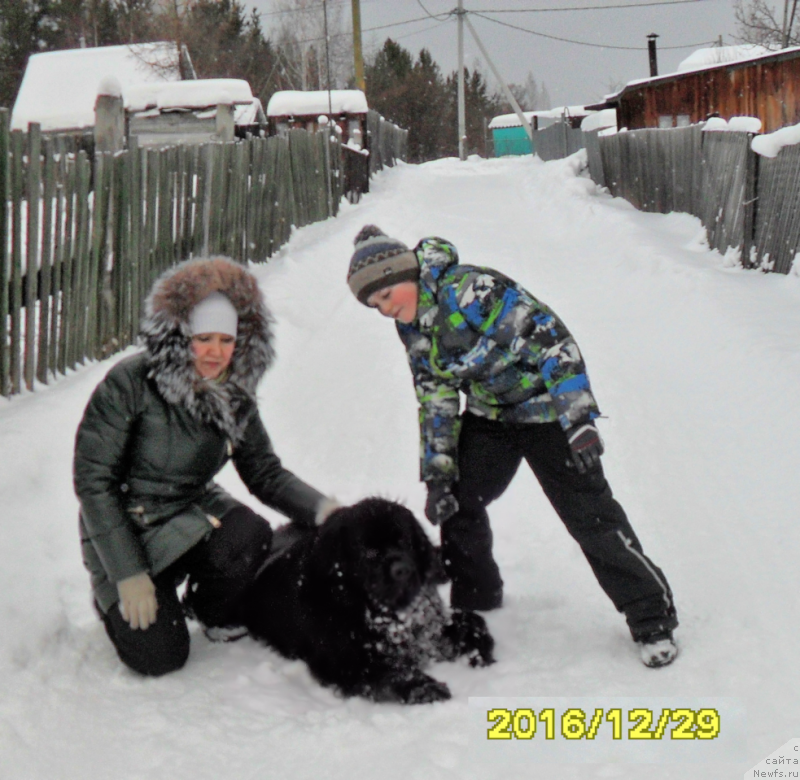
[567, 423, 604, 474]
[425, 483, 459, 525]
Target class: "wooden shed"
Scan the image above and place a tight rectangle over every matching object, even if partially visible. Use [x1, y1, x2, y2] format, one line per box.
[592, 45, 800, 133]
[266, 90, 368, 147]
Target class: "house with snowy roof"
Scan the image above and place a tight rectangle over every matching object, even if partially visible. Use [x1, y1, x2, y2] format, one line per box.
[589, 44, 800, 133]
[12, 43, 266, 147]
[266, 90, 368, 146]
[11, 42, 187, 132]
[127, 79, 265, 146]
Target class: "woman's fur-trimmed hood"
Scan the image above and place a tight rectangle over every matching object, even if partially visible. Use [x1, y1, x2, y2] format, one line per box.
[140, 257, 274, 443]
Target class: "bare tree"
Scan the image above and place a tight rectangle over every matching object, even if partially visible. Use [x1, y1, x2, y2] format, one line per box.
[734, 0, 800, 48]
[266, 0, 353, 90]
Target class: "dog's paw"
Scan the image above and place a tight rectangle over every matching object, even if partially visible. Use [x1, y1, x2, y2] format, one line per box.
[403, 675, 452, 704]
[375, 670, 452, 704]
[448, 610, 495, 666]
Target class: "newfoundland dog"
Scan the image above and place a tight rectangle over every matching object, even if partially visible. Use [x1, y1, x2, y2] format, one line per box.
[240, 498, 495, 704]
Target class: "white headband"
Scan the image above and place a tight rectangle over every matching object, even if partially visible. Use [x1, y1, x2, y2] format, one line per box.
[189, 292, 238, 337]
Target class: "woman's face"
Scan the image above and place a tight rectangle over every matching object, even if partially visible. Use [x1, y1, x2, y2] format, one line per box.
[191, 333, 235, 379]
[367, 281, 419, 324]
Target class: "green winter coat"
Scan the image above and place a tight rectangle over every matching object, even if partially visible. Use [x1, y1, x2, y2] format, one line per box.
[74, 258, 324, 612]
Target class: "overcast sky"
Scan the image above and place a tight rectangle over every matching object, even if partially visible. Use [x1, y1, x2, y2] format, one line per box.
[251, 0, 742, 108]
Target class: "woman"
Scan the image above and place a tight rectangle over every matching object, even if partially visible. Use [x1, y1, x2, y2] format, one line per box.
[346, 226, 678, 668]
[75, 256, 336, 676]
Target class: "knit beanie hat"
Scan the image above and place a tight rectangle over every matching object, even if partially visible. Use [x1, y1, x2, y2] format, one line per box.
[347, 225, 420, 305]
[188, 291, 238, 337]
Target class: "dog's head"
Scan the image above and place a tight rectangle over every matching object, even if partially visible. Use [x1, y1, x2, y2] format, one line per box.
[305, 498, 442, 612]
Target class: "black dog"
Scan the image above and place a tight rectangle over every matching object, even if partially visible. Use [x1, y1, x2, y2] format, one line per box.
[240, 498, 495, 704]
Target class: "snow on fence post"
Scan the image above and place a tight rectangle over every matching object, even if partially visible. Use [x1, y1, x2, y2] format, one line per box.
[0, 109, 9, 397]
[94, 78, 125, 154]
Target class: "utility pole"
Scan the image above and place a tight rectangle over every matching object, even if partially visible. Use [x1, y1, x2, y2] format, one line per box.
[463, 14, 533, 150]
[352, 0, 365, 92]
[457, 0, 467, 161]
[323, 0, 332, 116]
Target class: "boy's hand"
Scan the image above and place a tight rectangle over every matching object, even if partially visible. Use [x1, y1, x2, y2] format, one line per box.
[567, 423, 604, 474]
[117, 572, 158, 630]
[425, 483, 459, 525]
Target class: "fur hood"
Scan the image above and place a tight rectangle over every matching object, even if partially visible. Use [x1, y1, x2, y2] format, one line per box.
[140, 257, 275, 443]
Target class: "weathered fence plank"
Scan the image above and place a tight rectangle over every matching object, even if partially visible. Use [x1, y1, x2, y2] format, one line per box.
[0, 110, 9, 396]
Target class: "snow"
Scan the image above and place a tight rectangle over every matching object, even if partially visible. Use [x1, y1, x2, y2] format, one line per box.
[676, 44, 773, 73]
[11, 43, 181, 132]
[702, 116, 762, 134]
[3, 152, 800, 779]
[266, 90, 368, 117]
[751, 121, 800, 157]
[125, 79, 255, 112]
[581, 109, 617, 133]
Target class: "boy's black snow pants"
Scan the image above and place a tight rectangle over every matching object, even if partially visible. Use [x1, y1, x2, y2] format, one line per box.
[442, 413, 678, 640]
[99, 505, 272, 676]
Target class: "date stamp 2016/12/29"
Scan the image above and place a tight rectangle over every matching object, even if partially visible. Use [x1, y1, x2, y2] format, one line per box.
[468, 698, 746, 764]
[487, 706, 720, 741]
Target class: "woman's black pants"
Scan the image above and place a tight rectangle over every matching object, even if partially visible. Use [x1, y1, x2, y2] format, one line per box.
[99, 505, 272, 677]
[443, 413, 677, 640]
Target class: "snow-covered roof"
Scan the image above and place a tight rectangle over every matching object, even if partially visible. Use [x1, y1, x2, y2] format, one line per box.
[266, 90, 368, 117]
[11, 43, 182, 132]
[489, 106, 594, 130]
[125, 79, 255, 112]
[677, 44, 772, 73]
[581, 108, 617, 133]
[234, 99, 265, 126]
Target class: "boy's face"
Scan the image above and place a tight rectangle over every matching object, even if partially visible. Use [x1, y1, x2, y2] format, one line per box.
[367, 281, 419, 324]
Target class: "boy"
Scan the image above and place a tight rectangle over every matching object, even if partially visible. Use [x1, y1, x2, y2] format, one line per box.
[346, 225, 678, 668]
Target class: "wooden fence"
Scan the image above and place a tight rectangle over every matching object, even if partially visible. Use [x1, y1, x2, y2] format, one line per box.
[586, 125, 800, 273]
[534, 123, 584, 162]
[0, 109, 346, 397]
[367, 110, 408, 175]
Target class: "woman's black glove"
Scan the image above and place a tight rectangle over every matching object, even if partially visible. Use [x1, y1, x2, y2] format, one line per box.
[425, 483, 459, 525]
[567, 423, 604, 474]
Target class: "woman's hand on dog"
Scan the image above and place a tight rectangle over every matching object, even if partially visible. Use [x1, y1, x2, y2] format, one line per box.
[117, 572, 158, 630]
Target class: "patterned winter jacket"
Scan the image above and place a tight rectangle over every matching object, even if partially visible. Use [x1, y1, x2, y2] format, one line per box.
[396, 237, 600, 485]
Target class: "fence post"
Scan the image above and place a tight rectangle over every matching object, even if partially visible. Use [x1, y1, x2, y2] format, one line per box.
[94, 81, 125, 154]
[10, 130, 23, 394]
[37, 137, 54, 384]
[25, 123, 41, 390]
[0, 109, 9, 396]
[742, 141, 759, 269]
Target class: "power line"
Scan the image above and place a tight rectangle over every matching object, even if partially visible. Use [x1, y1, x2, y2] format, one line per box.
[470, 0, 712, 13]
[470, 11, 714, 51]
[415, 0, 454, 21]
[289, 15, 440, 46]
[394, 19, 452, 41]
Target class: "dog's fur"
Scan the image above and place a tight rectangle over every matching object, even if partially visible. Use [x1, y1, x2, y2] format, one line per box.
[241, 498, 495, 704]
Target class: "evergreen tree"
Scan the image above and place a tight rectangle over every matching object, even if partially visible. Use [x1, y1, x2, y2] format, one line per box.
[365, 38, 503, 162]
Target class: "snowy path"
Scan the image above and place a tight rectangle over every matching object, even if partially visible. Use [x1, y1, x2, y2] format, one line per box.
[2, 153, 800, 779]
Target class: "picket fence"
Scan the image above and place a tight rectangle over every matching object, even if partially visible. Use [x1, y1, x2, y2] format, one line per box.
[0, 109, 350, 398]
[586, 124, 800, 274]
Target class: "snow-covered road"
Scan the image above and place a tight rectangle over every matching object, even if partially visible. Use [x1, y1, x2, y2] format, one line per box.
[2, 152, 799, 779]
